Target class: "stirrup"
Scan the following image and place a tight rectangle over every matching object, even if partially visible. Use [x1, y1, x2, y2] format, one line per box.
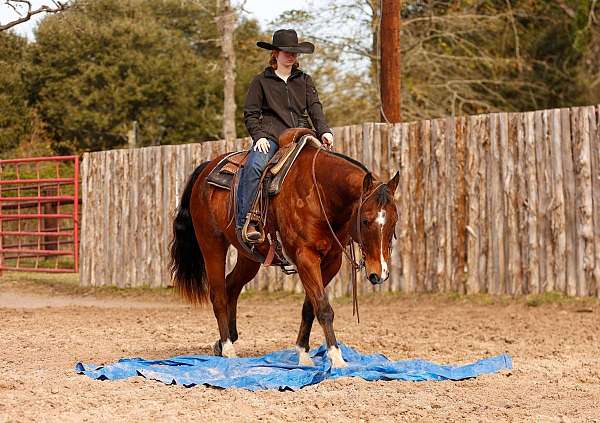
[242, 213, 265, 244]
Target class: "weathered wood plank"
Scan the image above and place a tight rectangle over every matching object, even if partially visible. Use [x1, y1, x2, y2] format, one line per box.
[431, 118, 446, 292]
[590, 106, 600, 297]
[488, 114, 504, 294]
[101, 151, 110, 286]
[549, 109, 567, 294]
[465, 115, 480, 294]
[389, 123, 402, 292]
[398, 122, 415, 292]
[111, 150, 122, 287]
[533, 111, 547, 293]
[572, 107, 594, 296]
[513, 113, 530, 294]
[453, 116, 467, 294]
[536, 110, 555, 293]
[524, 112, 540, 294]
[506, 113, 522, 295]
[410, 121, 426, 292]
[420, 119, 433, 292]
[561, 108, 577, 296]
[478, 115, 489, 293]
[500, 113, 516, 295]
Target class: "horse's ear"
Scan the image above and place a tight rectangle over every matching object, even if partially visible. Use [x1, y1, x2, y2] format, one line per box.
[362, 172, 373, 192]
[387, 171, 400, 194]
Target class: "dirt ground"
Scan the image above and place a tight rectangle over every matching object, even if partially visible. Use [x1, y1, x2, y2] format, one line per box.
[1, 273, 599, 422]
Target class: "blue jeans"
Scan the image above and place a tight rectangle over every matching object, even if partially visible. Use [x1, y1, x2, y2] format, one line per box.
[236, 139, 279, 228]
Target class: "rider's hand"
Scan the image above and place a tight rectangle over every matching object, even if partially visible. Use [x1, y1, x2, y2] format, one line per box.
[321, 132, 334, 149]
[253, 138, 270, 154]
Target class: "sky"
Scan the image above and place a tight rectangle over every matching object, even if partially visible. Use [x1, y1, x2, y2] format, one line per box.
[0, 0, 319, 40]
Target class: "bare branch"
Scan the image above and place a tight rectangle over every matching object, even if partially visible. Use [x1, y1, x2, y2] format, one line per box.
[0, 0, 71, 32]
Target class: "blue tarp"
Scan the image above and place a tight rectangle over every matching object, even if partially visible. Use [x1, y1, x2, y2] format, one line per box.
[75, 343, 512, 391]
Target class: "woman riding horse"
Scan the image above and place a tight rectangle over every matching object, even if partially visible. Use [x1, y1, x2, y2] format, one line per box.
[170, 30, 400, 368]
[237, 29, 334, 243]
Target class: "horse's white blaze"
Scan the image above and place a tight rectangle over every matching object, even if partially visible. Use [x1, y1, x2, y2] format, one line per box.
[377, 209, 389, 280]
[328, 346, 347, 368]
[221, 339, 237, 358]
[296, 346, 314, 366]
[376, 210, 386, 226]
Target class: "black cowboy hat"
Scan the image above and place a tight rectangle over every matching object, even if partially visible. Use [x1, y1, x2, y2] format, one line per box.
[257, 29, 315, 54]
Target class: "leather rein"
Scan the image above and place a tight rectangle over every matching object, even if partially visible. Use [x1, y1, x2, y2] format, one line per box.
[311, 145, 385, 324]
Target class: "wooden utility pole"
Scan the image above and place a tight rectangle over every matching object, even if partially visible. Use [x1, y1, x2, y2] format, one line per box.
[218, 0, 237, 142]
[380, 0, 401, 123]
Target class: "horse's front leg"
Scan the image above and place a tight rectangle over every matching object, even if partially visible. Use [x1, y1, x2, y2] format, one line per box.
[296, 248, 346, 368]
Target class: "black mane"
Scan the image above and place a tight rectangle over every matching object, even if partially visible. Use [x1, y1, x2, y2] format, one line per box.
[327, 151, 370, 173]
[326, 150, 392, 205]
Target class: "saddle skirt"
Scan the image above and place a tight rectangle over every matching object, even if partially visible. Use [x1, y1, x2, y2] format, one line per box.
[206, 133, 319, 195]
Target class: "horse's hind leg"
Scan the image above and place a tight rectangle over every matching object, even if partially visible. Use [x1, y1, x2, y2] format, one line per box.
[199, 237, 237, 358]
[225, 254, 260, 343]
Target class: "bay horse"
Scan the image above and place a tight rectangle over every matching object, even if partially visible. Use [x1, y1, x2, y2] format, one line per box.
[170, 128, 399, 368]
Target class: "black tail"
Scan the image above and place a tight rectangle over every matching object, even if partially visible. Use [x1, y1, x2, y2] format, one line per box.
[169, 161, 211, 305]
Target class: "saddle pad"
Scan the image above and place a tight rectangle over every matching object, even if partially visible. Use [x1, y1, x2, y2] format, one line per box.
[206, 151, 246, 190]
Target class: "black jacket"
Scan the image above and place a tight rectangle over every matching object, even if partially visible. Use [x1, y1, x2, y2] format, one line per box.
[243, 66, 331, 145]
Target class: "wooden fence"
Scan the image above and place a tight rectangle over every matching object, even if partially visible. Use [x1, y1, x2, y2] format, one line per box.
[80, 105, 600, 297]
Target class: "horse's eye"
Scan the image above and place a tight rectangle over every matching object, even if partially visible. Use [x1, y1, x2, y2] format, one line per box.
[361, 219, 368, 226]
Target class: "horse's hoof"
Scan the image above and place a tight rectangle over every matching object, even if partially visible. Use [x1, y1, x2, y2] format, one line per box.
[298, 353, 315, 367]
[221, 339, 237, 358]
[328, 346, 347, 368]
[213, 340, 222, 356]
[296, 346, 315, 367]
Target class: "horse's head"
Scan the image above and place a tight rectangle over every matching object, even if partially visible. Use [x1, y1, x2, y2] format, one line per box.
[355, 171, 399, 285]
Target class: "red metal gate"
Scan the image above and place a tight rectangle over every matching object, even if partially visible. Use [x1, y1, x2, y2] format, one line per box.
[0, 156, 79, 273]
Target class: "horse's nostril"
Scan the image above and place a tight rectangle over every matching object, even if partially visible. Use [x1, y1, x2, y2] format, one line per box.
[368, 273, 382, 285]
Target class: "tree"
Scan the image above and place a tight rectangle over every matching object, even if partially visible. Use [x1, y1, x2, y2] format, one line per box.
[217, 0, 237, 142]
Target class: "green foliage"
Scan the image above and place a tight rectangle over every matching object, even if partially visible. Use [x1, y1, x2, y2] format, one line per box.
[0, 32, 31, 154]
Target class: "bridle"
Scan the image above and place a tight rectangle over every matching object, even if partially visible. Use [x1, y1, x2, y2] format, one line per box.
[311, 145, 387, 323]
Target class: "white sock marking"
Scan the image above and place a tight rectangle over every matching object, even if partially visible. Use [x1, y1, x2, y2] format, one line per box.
[295, 346, 314, 366]
[221, 339, 237, 358]
[328, 345, 347, 368]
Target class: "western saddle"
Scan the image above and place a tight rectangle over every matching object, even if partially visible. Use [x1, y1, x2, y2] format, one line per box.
[206, 128, 321, 271]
